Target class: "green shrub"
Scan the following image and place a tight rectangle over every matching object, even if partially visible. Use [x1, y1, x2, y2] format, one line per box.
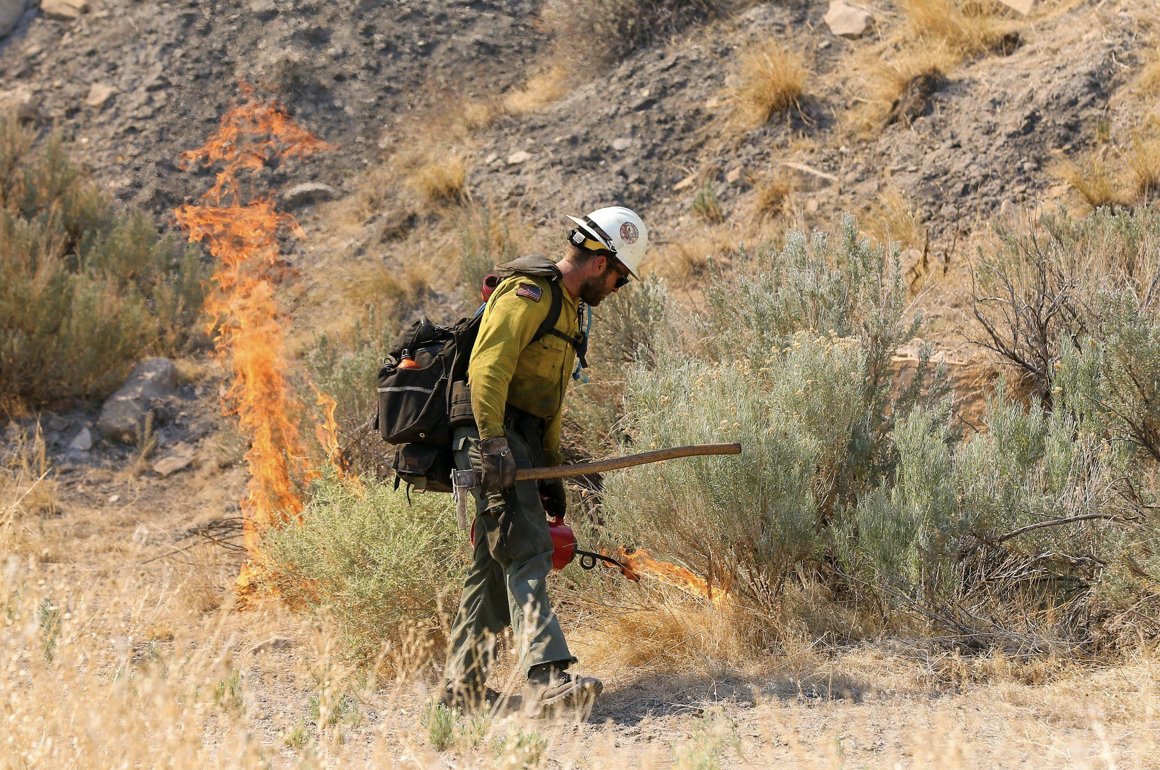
[971, 208, 1160, 407]
[564, 275, 671, 458]
[0, 118, 207, 406]
[262, 471, 466, 663]
[603, 218, 943, 619]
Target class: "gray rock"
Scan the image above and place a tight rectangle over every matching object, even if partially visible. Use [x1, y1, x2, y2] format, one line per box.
[611, 137, 632, 151]
[69, 427, 93, 452]
[41, 0, 88, 19]
[0, 0, 25, 38]
[84, 82, 115, 108]
[97, 358, 178, 444]
[281, 181, 337, 207]
[152, 444, 194, 477]
[506, 150, 532, 165]
[0, 86, 37, 121]
[823, 1, 873, 38]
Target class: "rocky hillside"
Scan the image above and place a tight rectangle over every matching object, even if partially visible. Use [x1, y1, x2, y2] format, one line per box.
[2, 0, 1158, 341]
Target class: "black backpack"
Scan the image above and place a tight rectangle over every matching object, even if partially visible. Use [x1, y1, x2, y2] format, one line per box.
[375, 255, 587, 493]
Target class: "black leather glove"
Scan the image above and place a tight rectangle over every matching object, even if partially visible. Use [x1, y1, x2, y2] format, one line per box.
[539, 478, 567, 519]
[478, 437, 516, 494]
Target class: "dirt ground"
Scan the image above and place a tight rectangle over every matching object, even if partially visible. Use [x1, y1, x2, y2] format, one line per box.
[3, 443, 1158, 770]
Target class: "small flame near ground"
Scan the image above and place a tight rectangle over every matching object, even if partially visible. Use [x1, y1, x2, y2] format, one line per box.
[174, 87, 337, 595]
[611, 547, 727, 604]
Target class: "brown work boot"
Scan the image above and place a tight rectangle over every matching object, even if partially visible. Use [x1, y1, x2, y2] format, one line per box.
[523, 665, 602, 718]
[437, 682, 501, 714]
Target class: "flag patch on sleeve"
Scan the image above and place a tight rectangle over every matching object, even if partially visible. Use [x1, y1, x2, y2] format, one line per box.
[515, 284, 542, 302]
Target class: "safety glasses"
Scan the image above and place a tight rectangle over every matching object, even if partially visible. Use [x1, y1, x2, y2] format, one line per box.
[610, 260, 631, 289]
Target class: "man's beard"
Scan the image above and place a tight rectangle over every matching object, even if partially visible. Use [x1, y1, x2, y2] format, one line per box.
[578, 274, 611, 306]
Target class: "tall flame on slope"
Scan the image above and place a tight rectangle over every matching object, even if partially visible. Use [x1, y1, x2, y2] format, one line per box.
[174, 88, 331, 592]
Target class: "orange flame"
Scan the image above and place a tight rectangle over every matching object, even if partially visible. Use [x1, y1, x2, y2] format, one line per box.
[313, 387, 347, 476]
[174, 87, 333, 593]
[612, 548, 727, 604]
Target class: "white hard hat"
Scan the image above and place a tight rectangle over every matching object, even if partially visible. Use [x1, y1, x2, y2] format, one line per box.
[566, 205, 648, 277]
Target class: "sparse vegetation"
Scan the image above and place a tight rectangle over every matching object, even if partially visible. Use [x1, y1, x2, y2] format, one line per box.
[406, 152, 469, 206]
[730, 39, 807, 129]
[692, 180, 725, 223]
[752, 171, 793, 220]
[542, 0, 742, 71]
[899, 0, 1018, 59]
[0, 118, 208, 407]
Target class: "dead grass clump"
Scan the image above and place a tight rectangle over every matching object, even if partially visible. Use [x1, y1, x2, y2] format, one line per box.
[753, 172, 794, 221]
[1, 422, 58, 528]
[1127, 129, 1160, 202]
[846, 46, 957, 134]
[503, 65, 570, 115]
[898, 0, 1018, 59]
[405, 153, 469, 207]
[730, 39, 807, 130]
[1056, 153, 1133, 210]
[1054, 125, 1160, 211]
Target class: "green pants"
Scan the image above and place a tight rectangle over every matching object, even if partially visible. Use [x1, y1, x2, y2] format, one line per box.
[443, 409, 575, 690]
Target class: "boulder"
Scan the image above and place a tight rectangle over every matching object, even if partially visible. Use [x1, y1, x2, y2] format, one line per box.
[823, 1, 873, 38]
[41, 0, 88, 19]
[97, 358, 178, 444]
[506, 150, 532, 165]
[0, 0, 25, 38]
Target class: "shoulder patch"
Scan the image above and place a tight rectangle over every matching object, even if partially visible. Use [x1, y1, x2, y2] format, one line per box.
[515, 284, 543, 302]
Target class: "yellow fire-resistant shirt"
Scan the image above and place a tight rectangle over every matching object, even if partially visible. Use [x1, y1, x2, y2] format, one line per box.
[468, 274, 580, 465]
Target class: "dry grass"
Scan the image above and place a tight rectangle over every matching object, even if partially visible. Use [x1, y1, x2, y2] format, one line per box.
[651, 221, 739, 287]
[1055, 125, 1160, 210]
[0, 422, 58, 531]
[752, 171, 795, 221]
[1127, 128, 1160, 202]
[862, 187, 928, 252]
[503, 65, 570, 115]
[845, 45, 958, 134]
[405, 152, 469, 206]
[898, 0, 1018, 59]
[1057, 152, 1132, 210]
[729, 39, 807, 130]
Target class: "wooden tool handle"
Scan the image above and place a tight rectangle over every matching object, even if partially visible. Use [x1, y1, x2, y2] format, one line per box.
[514, 443, 742, 482]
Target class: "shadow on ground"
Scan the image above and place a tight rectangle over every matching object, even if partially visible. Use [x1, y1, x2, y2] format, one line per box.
[592, 668, 874, 726]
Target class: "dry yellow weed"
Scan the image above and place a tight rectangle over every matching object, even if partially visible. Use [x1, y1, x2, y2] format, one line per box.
[406, 153, 469, 206]
[730, 39, 807, 130]
[753, 172, 794, 221]
[846, 45, 958, 134]
[503, 65, 570, 115]
[899, 0, 1017, 58]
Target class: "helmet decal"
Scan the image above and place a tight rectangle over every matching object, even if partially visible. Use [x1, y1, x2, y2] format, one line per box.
[619, 221, 639, 245]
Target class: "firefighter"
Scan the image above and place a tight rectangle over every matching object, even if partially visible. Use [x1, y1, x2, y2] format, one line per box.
[440, 206, 649, 716]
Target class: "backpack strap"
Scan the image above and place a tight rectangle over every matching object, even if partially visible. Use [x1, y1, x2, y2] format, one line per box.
[532, 281, 588, 371]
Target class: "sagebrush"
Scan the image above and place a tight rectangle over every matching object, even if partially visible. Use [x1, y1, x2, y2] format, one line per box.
[0, 118, 207, 406]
